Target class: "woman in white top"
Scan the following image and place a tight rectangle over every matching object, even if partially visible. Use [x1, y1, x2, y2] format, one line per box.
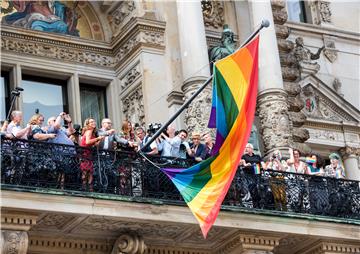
[287, 148, 306, 174]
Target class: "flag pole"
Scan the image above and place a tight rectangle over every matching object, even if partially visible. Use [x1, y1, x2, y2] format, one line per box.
[140, 19, 270, 152]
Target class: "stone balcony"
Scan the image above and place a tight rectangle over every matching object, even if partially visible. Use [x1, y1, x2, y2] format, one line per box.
[1, 138, 360, 254]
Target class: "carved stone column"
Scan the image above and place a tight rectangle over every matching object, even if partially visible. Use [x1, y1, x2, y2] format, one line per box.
[339, 146, 360, 181]
[1, 211, 37, 254]
[176, 1, 211, 134]
[257, 89, 292, 155]
[111, 232, 146, 254]
[249, 1, 293, 156]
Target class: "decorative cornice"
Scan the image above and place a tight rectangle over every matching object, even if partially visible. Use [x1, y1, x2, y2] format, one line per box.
[167, 90, 184, 107]
[286, 22, 360, 42]
[300, 241, 360, 254]
[1, 17, 166, 69]
[1, 211, 38, 231]
[0, 25, 111, 52]
[28, 236, 112, 254]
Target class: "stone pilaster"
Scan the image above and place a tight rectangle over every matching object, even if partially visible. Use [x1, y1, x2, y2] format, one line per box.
[1, 211, 38, 254]
[339, 146, 360, 181]
[176, 1, 211, 134]
[271, 0, 311, 154]
[249, 0, 293, 156]
[111, 232, 146, 254]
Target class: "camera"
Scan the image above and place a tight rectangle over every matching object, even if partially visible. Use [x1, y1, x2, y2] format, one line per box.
[148, 123, 162, 136]
[73, 124, 82, 136]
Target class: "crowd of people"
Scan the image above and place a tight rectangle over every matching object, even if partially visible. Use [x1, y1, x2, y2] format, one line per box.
[1, 110, 346, 191]
[240, 143, 345, 179]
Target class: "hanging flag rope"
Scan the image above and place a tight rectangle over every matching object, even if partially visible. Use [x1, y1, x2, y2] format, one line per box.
[161, 35, 260, 238]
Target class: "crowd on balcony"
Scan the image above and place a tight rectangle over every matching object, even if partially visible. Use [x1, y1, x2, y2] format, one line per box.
[1, 110, 346, 188]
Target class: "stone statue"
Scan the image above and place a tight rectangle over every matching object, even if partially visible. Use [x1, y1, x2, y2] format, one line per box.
[208, 24, 236, 71]
[292, 37, 325, 78]
[293, 37, 324, 63]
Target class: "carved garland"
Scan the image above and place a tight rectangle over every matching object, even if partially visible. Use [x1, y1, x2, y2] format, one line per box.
[201, 1, 225, 29]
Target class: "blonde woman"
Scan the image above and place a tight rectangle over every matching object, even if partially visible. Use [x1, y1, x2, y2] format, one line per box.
[79, 118, 104, 191]
[29, 113, 56, 141]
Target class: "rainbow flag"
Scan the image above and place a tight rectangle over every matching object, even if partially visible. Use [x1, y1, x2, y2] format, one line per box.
[253, 163, 261, 175]
[161, 36, 259, 238]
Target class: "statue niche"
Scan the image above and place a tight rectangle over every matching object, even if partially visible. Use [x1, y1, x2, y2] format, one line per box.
[208, 25, 262, 154]
[208, 24, 236, 73]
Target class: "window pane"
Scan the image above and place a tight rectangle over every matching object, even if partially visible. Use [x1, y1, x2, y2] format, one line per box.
[0, 77, 7, 120]
[80, 86, 106, 127]
[0, 73, 10, 121]
[22, 79, 66, 123]
[287, 0, 307, 23]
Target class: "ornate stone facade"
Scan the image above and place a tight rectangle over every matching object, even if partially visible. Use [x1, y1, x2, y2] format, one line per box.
[270, 0, 311, 154]
[122, 86, 145, 127]
[257, 89, 292, 153]
[1, 231, 29, 254]
[182, 79, 212, 135]
[108, 1, 136, 36]
[111, 232, 146, 254]
[201, 1, 225, 29]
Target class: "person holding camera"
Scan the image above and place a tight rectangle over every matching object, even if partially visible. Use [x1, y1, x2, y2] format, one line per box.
[97, 118, 133, 151]
[46, 112, 75, 146]
[264, 150, 288, 171]
[46, 112, 75, 190]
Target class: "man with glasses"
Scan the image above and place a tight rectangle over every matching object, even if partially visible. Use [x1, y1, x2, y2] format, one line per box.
[97, 118, 132, 150]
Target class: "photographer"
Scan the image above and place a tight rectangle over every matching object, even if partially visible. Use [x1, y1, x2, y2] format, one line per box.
[46, 112, 75, 146]
[46, 112, 76, 190]
[264, 150, 287, 171]
[97, 118, 133, 151]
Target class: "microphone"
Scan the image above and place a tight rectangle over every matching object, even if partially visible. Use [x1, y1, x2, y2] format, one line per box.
[261, 19, 270, 28]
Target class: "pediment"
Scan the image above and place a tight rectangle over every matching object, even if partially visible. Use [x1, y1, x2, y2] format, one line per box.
[299, 75, 360, 123]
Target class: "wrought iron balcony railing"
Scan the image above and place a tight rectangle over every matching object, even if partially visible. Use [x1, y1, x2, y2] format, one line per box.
[1, 137, 360, 221]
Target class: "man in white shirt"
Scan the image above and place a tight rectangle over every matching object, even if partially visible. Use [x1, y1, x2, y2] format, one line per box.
[6, 111, 31, 139]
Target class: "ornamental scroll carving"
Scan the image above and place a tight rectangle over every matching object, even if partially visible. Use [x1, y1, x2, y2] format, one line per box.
[108, 1, 136, 35]
[319, 1, 332, 23]
[111, 232, 146, 254]
[201, 1, 224, 29]
[122, 87, 145, 127]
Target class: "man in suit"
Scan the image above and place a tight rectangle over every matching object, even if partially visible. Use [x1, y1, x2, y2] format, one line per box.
[97, 118, 133, 150]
